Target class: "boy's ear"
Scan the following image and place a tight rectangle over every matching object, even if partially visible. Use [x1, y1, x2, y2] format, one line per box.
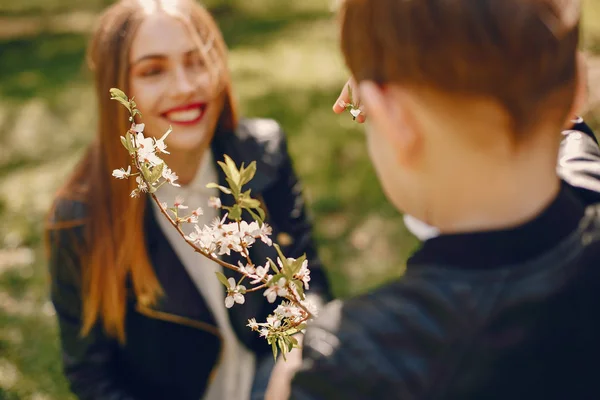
[565, 51, 588, 128]
[359, 81, 420, 167]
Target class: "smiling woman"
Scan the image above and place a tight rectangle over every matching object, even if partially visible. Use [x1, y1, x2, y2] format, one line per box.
[43, 1, 332, 400]
[127, 10, 229, 183]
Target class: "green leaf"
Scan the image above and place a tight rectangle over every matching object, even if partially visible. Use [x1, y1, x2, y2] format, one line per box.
[140, 164, 152, 182]
[256, 206, 266, 221]
[292, 279, 305, 299]
[286, 336, 296, 353]
[224, 176, 240, 198]
[271, 342, 278, 361]
[285, 326, 305, 336]
[218, 155, 242, 190]
[120, 136, 130, 151]
[239, 161, 257, 186]
[109, 88, 128, 100]
[269, 273, 285, 285]
[278, 337, 288, 361]
[224, 155, 241, 184]
[206, 182, 232, 194]
[228, 204, 242, 221]
[246, 208, 263, 224]
[133, 109, 142, 118]
[273, 244, 292, 277]
[111, 96, 131, 112]
[290, 254, 307, 276]
[215, 271, 230, 288]
[149, 163, 164, 184]
[267, 258, 280, 274]
[240, 197, 261, 209]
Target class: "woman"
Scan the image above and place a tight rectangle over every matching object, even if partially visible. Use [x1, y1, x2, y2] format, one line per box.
[45, 1, 331, 399]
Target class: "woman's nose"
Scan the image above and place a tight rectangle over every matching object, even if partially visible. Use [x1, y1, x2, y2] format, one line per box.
[171, 66, 196, 98]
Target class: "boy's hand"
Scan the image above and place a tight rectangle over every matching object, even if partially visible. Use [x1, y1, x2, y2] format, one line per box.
[333, 78, 367, 123]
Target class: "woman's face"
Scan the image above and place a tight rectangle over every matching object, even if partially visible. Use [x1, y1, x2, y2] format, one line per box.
[128, 12, 225, 153]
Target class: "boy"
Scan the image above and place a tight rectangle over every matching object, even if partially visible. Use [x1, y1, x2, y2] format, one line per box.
[289, 1, 600, 399]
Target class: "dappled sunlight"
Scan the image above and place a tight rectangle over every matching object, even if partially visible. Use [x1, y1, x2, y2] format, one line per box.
[230, 19, 345, 97]
[0, 358, 21, 391]
[0, 0, 599, 397]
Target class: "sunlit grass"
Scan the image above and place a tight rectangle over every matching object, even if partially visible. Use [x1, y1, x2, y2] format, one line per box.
[1, 0, 599, 397]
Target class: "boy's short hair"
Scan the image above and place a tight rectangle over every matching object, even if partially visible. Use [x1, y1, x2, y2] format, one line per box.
[340, 0, 580, 132]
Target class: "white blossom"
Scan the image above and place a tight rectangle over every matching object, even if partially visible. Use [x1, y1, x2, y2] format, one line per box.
[174, 196, 188, 210]
[184, 215, 198, 224]
[250, 264, 270, 284]
[294, 259, 311, 290]
[247, 318, 259, 330]
[258, 223, 273, 246]
[238, 262, 256, 276]
[136, 176, 148, 193]
[208, 196, 222, 209]
[264, 277, 288, 303]
[350, 108, 362, 118]
[225, 277, 246, 308]
[135, 131, 154, 151]
[274, 302, 303, 320]
[162, 168, 180, 187]
[131, 123, 145, 133]
[112, 166, 131, 179]
[154, 129, 172, 154]
[138, 149, 163, 167]
[186, 225, 217, 252]
[266, 314, 282, 329]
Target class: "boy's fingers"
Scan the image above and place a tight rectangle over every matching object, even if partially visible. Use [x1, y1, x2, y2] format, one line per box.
[333, 81, 351, 114]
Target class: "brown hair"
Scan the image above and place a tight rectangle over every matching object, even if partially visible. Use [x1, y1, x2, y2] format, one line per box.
[339, 0, 581, 132]
[45, 0, 238, 343]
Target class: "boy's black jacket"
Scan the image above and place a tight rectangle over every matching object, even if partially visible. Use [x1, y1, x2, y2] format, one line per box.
[291, 121, 600, 400]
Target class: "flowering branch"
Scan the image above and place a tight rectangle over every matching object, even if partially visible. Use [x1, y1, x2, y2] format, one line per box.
[109, 88, 316, 360]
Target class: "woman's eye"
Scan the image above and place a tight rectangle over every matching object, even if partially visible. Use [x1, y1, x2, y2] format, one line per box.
[139, 65, 164, 77]
[188, 53, 206, 69]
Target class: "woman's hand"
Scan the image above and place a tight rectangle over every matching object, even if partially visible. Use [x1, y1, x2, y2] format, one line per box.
[333, 77, 367, 123]
[264, 336, 304, 400]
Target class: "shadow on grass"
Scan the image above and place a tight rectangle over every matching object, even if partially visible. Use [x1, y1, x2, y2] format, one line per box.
[0, 254, 74, 399]
[0, 34, 89, 100]
[0, 311, 73, 399]
[0, 6, 331, 101]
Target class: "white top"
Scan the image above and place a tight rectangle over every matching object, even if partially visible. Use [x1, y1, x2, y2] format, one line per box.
[151, 150, 255, 400]
[403, 214, 440, 241]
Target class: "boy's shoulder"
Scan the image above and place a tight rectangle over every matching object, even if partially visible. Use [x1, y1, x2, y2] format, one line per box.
[294, 274, 469, 398]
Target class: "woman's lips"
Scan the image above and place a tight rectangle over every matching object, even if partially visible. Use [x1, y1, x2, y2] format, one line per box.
[161, 103, 207, 126]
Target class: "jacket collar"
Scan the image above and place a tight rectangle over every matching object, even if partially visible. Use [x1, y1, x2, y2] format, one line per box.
[407, 184, 585, 270]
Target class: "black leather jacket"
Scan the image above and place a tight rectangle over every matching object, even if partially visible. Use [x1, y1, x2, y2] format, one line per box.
[291, 122, 600, 400]
[48, 119, 331, 400]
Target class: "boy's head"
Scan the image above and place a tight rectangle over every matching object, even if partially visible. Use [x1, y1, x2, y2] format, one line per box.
[339, 0, 585, 224]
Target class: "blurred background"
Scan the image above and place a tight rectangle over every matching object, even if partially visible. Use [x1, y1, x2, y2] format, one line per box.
[0, 0, 599, 398]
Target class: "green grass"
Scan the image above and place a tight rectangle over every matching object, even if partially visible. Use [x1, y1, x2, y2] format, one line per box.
[1, 0, 599, 398]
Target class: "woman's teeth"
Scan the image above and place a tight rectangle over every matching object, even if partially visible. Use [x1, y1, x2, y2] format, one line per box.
[165, 108, 202, 122]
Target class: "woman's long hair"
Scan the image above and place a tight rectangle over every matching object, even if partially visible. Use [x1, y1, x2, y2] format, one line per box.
[45, 0, 238, 343]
